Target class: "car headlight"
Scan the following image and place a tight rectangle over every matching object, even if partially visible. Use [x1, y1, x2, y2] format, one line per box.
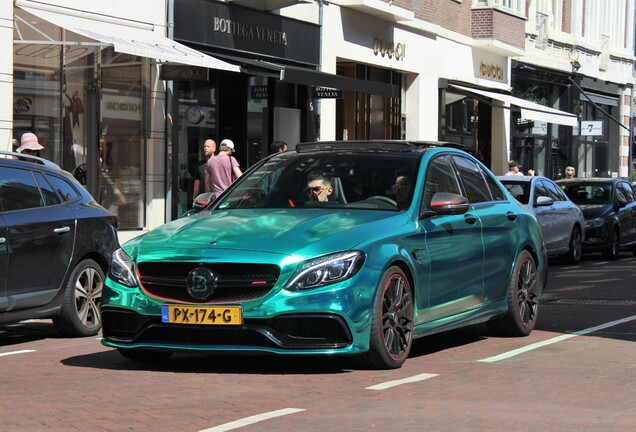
[109, 248, 138, 287]
[286, 251, 365, 291]
[585, 217, 605, 228]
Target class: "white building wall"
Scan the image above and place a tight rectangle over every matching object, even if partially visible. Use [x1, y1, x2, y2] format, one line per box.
[0, 1, 13, 151]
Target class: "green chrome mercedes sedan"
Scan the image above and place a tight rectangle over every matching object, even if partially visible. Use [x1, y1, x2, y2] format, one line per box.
[101, 141, 547, 369]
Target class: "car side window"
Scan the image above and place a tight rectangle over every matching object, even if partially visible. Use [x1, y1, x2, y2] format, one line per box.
[452, 155, 491, 203]
[543, 180, 565, 201]
[34, 172, 62, 206]
[0, 166, 44, 211]
[45, 173, 81, 202]
[615, 184, 627, 205]
[618, 182, 635, 203]
[482, 170, 507, 201]
[534, 181, 548, 201]
[422, 155, 461, 209]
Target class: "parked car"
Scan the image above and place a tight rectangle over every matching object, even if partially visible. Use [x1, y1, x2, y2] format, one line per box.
[498, 175, 585, 264]
[0, 151, 119, 336]
[101, 141, 548, 369]
[557, 178, 636, 259]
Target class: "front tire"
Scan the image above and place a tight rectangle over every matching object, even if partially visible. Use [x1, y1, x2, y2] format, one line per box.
[563, 226, 582, 264]
[357, 266, 414, 369]
[487, 250, 539, 337]
[53, 259, 104, 337]
[603, 228, 620, 260]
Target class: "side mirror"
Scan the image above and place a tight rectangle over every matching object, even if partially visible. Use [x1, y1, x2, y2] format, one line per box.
[190, 192, 216, 214]
[535, 196, 554, 207]
[421, 192, 469, 218]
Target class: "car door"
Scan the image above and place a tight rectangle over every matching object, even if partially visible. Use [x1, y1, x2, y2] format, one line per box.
[616, 181, 636, 246]
[417, 154, 485, 321]
[529, 180, 557, 252]
[0, 212, 8, 311]
[542, 179, 574, 252]
[453, 155, 520, 303]
[0, 166, 75, 311]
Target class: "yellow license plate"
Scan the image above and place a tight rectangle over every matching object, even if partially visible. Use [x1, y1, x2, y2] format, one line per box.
[161, 305, 242, 325]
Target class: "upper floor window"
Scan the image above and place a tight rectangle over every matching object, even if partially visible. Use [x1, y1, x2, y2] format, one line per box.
[473, 0, 525, 16]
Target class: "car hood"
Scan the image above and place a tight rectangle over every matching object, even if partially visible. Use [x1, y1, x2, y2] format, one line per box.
[132, 209, 408, 261]
[579, 203, 612, 219]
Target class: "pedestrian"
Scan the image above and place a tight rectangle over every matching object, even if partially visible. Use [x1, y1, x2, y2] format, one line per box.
[192, 139, 216, 200]
[270, 140, 288, 153]
[16, 132, 45, 161]
[205, 139, 242, 195]
[505, 161, 524, 176]
[564, 166, 576, 179]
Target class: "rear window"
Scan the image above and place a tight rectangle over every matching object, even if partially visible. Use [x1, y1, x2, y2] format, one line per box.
[45, 173, 81, 202]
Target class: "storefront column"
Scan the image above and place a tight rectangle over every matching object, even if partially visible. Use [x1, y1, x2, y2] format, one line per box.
[0, 1, 12, 149]
[491, 102, 509, 175]
[405, 74, 438, 140]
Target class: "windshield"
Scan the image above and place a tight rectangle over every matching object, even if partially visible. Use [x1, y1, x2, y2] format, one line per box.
[214, 153, 419, 211]
[561, 183, 613, 205]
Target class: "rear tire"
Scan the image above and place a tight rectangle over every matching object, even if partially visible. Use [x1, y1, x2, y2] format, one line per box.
[487, 250, 539, 337]
[356, 266, 414, 369]
[53, 259, 104, 337]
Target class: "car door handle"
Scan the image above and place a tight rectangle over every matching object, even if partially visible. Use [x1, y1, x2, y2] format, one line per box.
[464, 214, 478, 225]
[506, 212, 518, 221]
[54, 226, 71, 234]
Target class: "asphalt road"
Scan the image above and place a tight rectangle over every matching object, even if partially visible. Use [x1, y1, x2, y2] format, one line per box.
[1, 253, 635, 432]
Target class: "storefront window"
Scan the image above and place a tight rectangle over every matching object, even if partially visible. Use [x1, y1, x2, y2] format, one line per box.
[175, 81, 218, 214]
[100, 49, 146, 229]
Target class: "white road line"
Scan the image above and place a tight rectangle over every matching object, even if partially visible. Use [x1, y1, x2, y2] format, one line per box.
[0, 349, 36, 357]
[366, 372, 439, 390]
[479, 314, 636, 363]
[198, 408, 306, 432]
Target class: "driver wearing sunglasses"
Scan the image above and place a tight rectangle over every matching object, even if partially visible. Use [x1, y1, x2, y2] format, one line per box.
[306, 172, 333, 202]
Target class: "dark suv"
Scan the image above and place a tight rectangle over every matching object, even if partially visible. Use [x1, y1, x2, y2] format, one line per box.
[557, 178, 636, 259]
[0, 151, 119, 336]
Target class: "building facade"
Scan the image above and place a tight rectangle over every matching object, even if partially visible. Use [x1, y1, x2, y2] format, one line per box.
[3, 0, 634, 241]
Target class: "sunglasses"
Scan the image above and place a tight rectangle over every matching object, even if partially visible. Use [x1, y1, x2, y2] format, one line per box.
[306, 186, 325, 193]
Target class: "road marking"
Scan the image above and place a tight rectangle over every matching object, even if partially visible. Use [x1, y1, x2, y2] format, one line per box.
[198, 408, 305, 432]
[479, 314, 636, 363]
[366, 372, 439, 390]
[0, 350, 36, 357]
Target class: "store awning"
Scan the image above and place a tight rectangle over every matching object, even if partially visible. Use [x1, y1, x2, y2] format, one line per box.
[449, 84, 578, 127]
[15, 1, 240, 72]
[214, 53, 401, 97]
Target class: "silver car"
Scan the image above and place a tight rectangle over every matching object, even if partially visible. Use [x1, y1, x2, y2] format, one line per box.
[499, 176, 585, 264]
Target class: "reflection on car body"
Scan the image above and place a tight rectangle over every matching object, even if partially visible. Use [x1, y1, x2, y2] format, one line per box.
[499, 175, 585, 264]
[101, 141, 548, 369]
[557, 178, 636, 259]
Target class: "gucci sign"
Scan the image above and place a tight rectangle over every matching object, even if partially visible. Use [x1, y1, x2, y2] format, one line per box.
[480, 62, 504, 81]
[373, 38, 406, 60]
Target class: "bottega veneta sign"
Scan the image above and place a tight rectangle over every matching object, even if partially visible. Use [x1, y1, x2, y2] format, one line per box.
[312, 87, 343, 99]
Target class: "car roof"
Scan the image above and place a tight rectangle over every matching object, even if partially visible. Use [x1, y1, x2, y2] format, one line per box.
[0, 150, 61, 169]
[497, 175, 551, 183]
[295, 140, 472, 155]
[556, 178, 622, 184]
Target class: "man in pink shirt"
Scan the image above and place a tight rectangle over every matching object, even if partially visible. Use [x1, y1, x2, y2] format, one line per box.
[205, 139, 242, 195]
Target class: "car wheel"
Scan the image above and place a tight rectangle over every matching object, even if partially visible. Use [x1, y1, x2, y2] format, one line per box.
[603, 228, 620, 260]
[117, 348, 173, 362]
[563, 226, 582, 264]
[487, 250, 539, 337]
[52, 259, 104, 337]
[357, 266, 414, 369]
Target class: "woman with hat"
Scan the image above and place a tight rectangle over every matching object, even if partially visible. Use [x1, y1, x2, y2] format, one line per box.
[17, 132, 45, 160]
